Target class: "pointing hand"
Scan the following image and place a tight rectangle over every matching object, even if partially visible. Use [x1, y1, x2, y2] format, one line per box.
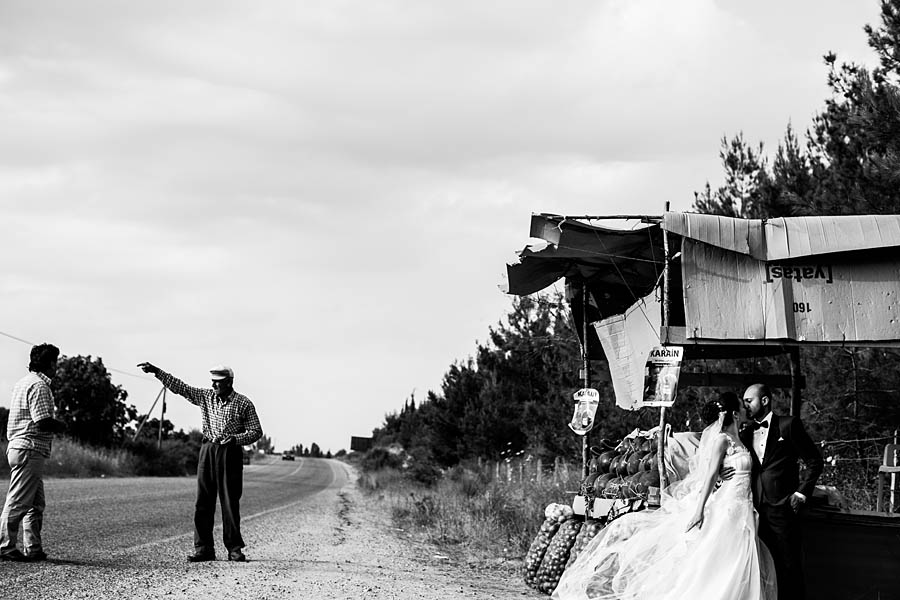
[137, 362, 160, 375]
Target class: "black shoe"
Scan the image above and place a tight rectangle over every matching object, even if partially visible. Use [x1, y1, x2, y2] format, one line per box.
[186, 550, 216, 563]
[227, 549, 246, 562]
[25, 550, 47, 562]
[0, 550, 32, 562]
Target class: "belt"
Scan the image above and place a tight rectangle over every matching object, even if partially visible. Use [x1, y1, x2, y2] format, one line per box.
[203, 437, 235, 445]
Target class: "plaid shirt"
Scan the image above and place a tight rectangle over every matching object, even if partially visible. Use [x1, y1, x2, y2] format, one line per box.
[7, 371, 56, 458]
[156, 371, 262, 446]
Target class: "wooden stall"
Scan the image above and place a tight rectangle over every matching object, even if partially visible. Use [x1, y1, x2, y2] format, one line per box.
[504, 211, 900, 599]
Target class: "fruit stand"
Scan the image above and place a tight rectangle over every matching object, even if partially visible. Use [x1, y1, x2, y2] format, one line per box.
[504, 211, 900, 598]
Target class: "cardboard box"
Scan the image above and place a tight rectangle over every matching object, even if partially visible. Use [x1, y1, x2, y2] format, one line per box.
[572, 496, 617, 519]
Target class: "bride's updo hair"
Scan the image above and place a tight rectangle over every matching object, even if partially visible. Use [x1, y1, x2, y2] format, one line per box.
[701, 392, 741, 427]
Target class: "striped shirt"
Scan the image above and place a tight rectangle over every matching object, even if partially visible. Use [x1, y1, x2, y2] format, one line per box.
[156, 371, 262, 446]
[7, 371, 56, 458]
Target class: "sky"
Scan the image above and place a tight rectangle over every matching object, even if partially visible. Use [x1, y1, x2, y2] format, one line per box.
[0, 0, 882, 454]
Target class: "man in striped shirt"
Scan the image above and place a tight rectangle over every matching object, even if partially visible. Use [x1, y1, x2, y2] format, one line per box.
[137, 361, 262, 563]
[1, 343, 66, 562]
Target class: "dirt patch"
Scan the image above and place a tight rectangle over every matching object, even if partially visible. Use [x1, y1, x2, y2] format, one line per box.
[4, 461, 537, 600]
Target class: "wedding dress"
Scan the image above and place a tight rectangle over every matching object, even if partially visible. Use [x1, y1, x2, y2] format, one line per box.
[553, 417, 777, 600]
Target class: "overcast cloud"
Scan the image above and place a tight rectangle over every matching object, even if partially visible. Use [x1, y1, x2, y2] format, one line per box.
[0, 0, 879, 452]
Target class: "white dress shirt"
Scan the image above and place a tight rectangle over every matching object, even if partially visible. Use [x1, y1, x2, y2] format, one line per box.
[752, 411, 773, 461]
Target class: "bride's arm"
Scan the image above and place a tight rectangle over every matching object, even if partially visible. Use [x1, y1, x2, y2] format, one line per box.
[685, 435, 728, 532]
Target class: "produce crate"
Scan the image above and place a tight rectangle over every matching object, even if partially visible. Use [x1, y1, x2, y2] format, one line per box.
[572, 495, 616, 519]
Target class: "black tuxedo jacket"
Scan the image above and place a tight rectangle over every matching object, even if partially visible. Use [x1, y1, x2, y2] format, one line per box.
[739, 413, 824, 507]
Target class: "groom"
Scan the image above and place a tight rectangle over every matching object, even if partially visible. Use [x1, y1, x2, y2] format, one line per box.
[740, 383, 823, 600]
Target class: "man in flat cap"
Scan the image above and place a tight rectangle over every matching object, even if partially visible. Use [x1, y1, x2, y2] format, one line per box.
[137, 361, 262, 562]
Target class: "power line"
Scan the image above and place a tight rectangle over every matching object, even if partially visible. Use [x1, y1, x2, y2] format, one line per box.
[0, 330, 36, 346]
[0, 328, 153, 381]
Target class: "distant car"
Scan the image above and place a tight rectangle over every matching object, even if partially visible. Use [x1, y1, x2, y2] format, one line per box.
[281, 452, 295, 461]
[242, 451, 251, 465]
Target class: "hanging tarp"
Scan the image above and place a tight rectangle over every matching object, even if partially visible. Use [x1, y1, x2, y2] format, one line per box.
[667, 213, 900, 344]
[594, 292, 661, 410]
[502, 213, 667, 321]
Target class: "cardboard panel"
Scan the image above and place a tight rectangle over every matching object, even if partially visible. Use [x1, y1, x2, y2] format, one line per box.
[664, 212, 900, 261]
[683, 240, 900, 342]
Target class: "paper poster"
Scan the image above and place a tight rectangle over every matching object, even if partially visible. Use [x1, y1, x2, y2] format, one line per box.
[640, 346, 683, 408]
[568, 388, 600, 435]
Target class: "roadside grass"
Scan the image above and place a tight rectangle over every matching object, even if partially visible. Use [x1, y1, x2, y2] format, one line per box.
[352, 450, 892, 573]
[0, 436, 203, 478]
[358, 461, 580, 571]
[46, 438, 137, 477]
[0, 438, 135, 477]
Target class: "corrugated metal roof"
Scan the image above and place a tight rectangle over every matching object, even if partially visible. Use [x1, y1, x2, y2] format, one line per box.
[663, 213, 900, 260]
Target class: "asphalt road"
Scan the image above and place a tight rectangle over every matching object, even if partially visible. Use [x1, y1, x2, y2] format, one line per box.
[0, 455, 346, 595]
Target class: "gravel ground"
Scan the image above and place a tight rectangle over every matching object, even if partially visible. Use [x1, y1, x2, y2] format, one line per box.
[2, 461, 537, 600]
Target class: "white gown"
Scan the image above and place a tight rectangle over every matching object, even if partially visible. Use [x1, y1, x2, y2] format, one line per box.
[553, 432, 777, 600]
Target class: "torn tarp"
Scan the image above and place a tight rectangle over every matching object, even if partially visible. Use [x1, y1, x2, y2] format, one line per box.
[502, 213, 668, 321]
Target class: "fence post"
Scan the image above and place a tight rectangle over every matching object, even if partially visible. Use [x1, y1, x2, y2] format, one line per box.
[536, 458, 543, 484]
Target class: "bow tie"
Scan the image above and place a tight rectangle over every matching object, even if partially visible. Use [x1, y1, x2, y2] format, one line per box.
[750, 420, 769, 430]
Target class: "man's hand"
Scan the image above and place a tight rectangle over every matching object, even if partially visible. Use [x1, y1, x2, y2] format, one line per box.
[35, 417, 66, 434]
[719, 465, 736, 481]
[137, 362, 160, 375]
[790, 492, 806, 512]
[220, 436, 235, 445]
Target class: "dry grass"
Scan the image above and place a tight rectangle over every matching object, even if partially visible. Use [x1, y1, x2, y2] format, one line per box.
[0, 439, 136, 478]
[354, 453, 895, 578]
[359, 462, 581, 571]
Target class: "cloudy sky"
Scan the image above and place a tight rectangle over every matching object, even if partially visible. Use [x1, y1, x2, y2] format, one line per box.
[0, 1, 881, 453]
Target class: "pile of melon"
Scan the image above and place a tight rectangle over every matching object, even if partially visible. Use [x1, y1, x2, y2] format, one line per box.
[579, 436, 661, 502]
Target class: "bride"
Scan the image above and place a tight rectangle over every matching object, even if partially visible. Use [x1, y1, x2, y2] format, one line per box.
[553, 393, 777, 600]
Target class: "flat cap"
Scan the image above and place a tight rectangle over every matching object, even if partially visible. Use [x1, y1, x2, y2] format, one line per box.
[210, 365, 234, 381]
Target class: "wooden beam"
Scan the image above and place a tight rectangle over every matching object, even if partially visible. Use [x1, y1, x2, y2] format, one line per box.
[663, 326, 900, 348]
[679, 372, 805, 389]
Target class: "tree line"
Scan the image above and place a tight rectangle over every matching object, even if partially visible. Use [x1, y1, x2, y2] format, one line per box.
[371, 1, 900, 478]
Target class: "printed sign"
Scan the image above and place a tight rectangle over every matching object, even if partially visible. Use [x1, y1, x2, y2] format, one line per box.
[682, 240, 900, 342]
[568, 388, 600, 435]
[641, 346, 683, 408]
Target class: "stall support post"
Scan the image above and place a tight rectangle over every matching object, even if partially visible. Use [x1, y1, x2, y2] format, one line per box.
[158, 388, 167, 449]
[656, 202, 671, 500]
[582, 280, 591, 479]
[789, 346, 802, 416]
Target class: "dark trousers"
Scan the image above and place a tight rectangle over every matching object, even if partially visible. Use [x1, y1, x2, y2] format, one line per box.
[758, 502, 804, 600]
[194, 441, 244, 553]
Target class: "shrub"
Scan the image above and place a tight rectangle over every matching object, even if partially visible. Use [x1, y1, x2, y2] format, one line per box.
[45, 437, 134, 477]
[360, 447, 404, 472]
[124, 438, 200, 476]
